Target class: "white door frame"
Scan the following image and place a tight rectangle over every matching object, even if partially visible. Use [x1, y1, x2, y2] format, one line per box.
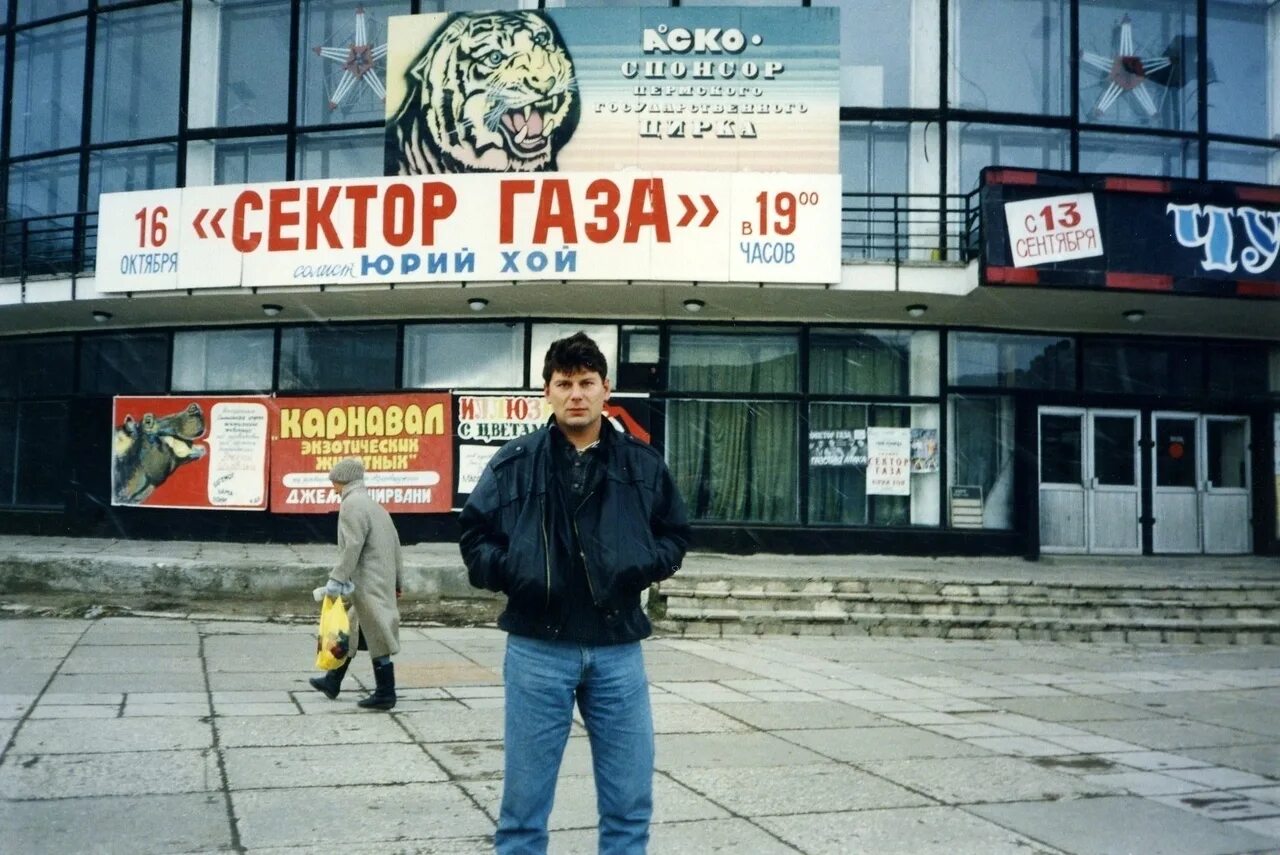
[1202, 414, 1252, 554]
[1152, 410, 1202, 554]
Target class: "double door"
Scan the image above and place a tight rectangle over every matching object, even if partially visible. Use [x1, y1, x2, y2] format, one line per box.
[1152, 412, 1252, 554]
[1039, 408, 1142, 554]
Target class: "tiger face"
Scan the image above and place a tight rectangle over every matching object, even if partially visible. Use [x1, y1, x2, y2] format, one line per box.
[390, 11, 580, 175]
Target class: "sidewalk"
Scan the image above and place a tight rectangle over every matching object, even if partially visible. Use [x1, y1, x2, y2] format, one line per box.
[2, 615, 1280, 853]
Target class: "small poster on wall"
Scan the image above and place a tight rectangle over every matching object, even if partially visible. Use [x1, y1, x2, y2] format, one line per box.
[809, 429, 868, 467]
[866, 427, 911, 496]
[910, 428, 938, 473]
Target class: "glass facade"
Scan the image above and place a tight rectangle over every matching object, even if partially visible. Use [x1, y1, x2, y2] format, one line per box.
[0, 0, 1274, 553]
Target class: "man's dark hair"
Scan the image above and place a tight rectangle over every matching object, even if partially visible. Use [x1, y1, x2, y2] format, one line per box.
[542, 332, 608, 383]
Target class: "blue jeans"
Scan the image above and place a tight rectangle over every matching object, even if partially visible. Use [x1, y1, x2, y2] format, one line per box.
[496, 635, 654, 855]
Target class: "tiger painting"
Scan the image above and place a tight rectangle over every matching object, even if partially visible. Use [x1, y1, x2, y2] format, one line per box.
[387, 11, 580, 175]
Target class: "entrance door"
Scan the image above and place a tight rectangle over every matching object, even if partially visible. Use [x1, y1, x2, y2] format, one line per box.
[1152, 413, 1252, 554]
[1038, 407, 1141, 554]
[1203, 416, 1251, 554]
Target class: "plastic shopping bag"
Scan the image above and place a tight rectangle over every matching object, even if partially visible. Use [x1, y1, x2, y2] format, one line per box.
[315, 595, 352, 670]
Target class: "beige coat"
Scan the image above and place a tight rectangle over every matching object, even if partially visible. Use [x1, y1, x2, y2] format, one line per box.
[329, 480, 402, 659]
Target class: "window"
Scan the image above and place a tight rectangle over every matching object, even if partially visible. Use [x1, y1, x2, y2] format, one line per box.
[1208, 143, 1280, 185]
[1078, 0, 1197, 132]
[296, 129, 385, 180]
[667, 329, 799, 523]
[1083, 339, 1202, 396]
[1207, 0, 1275, 140]
[186, 139, 288, 186]
[0, 337, 74, 398]
[814, 0, 929, 108]
[810, 328, 939, 396]
[404, 323, 524, 389]
[955, 124, 1069, 194]
[1079, 132, 1197, 178]
[91, 3, 182, 144]
[808, 402, 940, 526]
[529, 324, 618, 388]
[298, 0, 408, 127]
[172, 329, 274, 392]
[952, 0, 1069, 115]
[950, 332, 1076, 390]
[87, 145, 179, 208]
[948, 395, 1014, 529]
[0, 401, 68, 507]
[11, 20, 86, 156]
[617, 326, 660, 391]
[19, 1, 83, 25]
[80, 333, 170, 396]
[279, 325, 396, 390]
[3, 155, 81, 277]
[1207, 344, 1268, 398]
[188, 0, 291, 129]
[668, 399, 799, 523]
[669, 329, 798, 393]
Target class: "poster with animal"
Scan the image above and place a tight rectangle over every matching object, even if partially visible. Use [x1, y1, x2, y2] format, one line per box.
[383, 7, 839, 176]
[111, 397, 271, 509]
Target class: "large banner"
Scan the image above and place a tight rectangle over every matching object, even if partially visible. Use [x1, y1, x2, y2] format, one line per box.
[96, 171, 841, 290]
[94, 7, 841, 294]
[111, 396, 270, 510]
[980, 168, 1280, 299]
[384, 8, 839, 175]
[270, 394, 453, 514]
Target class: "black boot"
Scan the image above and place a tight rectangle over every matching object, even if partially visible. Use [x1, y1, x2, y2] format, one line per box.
[357, 659, 396, 710]
[309, 657, 351, 700]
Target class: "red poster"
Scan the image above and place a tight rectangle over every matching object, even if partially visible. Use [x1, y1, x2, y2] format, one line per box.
[270, 394, 453, 514]
[111, 396, 271, 510]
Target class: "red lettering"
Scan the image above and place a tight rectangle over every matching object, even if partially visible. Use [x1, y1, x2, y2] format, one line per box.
[267, 187, 300, 251]
[232, 191, 263, 253]
[585, 179, 620, 243]
[344, 185, 378, 248]
[500, 180, 536, 244]
[532, 179, 578, 244]
[383, 183, 414, 247]
[459, 397, 476, 420]
[624, 178, 670, 243]
[421, 182, 456, 245]
[305, 186, 342, 250]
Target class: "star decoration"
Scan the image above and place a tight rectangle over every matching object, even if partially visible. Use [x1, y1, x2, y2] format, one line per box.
[1080, 15, 1172, 118]
[312, 6, 388, 112]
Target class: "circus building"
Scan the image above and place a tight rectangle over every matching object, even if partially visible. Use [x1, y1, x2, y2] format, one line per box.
[0, 0, 1276, 559]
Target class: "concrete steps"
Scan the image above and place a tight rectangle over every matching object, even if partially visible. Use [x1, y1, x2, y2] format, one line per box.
[652, 576, 1280, 643]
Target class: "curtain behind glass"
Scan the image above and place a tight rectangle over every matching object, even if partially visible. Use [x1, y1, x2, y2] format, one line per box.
[949, 394, 1014, 528]
[91, 3, 182, 143]
[11, 21, 85, 157]
[279, 325, 396, 390]
[669, 331, 798, 393]
[404, 323, 523, 389]
[669, 400, 797, 523]
[172, 329, 273, 391]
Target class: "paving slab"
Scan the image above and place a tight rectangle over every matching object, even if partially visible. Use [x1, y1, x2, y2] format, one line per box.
[0, 748, 220, 798]
[231, 782, 492, 849]
[667, 763, 933, 815]
[0, 792, 233, 854]
[775, 724, 993, 762]
[1182, 744, 1280, 780]
[48, 671, 209, 694]
[9, 716, 213, 754]
[861, 755, 1119, 804]
[972, 795, 1280, 855]
[707, 699, 887, 731]
[213, 713, 408, 748]
[650, 702, 750, 734]
[993, 696, 1161, 722]
[223, 743, 448, 790]
[654, 731, 829, 769]
[757, 805, 1071, 855]
[397, 703, 506, 743]
[1077, 717, 1268, 751]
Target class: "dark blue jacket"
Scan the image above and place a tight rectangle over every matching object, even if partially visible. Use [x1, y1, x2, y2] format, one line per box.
[459, 421, 690, 643]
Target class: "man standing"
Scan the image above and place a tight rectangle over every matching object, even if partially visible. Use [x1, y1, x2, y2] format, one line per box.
[460, 332, 690, 855]
[309, 456, 403, 711]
